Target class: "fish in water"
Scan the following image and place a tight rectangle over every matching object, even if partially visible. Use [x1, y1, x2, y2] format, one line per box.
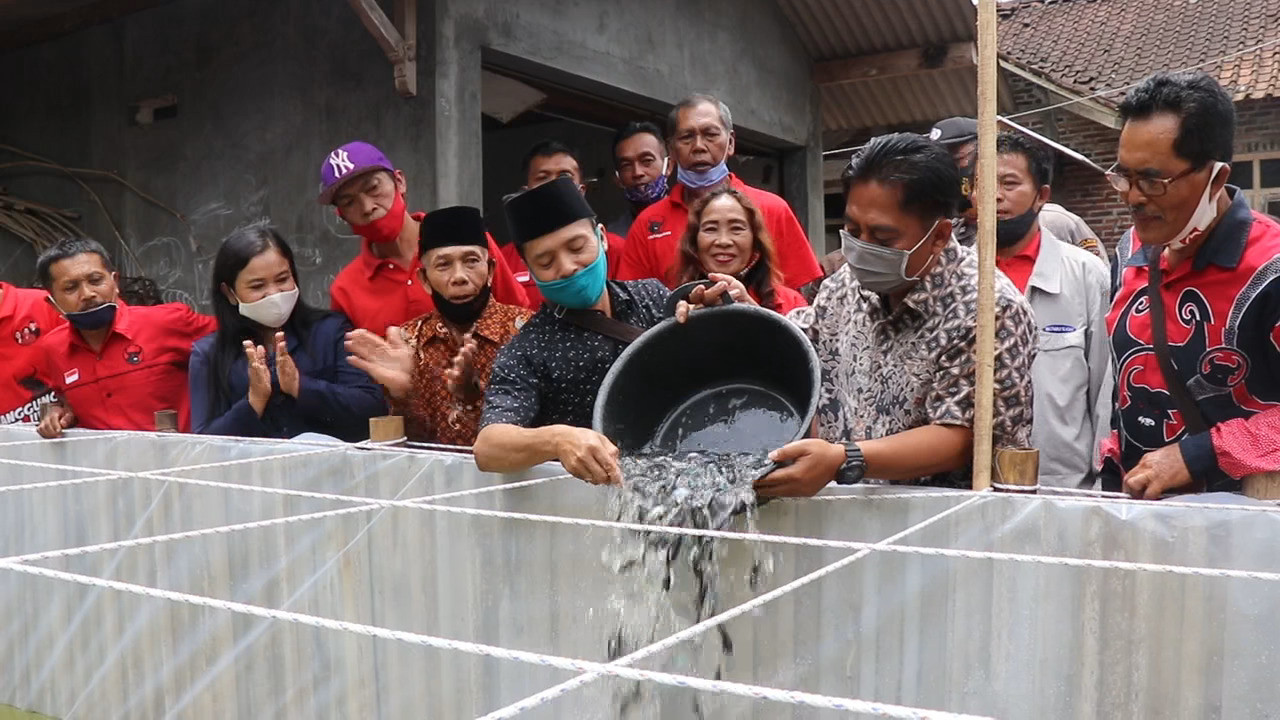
[604, 450, 772, 717]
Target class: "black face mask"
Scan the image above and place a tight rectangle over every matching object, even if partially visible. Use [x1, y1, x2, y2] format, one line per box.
[432, 284, 491, 327]
[63, 302, 118, 331]
[996, 203, 1042, 249]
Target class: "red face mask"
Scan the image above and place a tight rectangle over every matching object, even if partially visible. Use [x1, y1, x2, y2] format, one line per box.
[347, 192, 407, 244]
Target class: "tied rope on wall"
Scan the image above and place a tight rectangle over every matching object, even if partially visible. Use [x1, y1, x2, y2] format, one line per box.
[0, 143, 186, 298]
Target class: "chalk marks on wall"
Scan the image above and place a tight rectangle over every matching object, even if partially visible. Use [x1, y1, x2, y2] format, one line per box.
[288, 235, 335, 309]
[320, 203, 360, 240]
[121, 233, 215, 310]
[291, 241, 324, 270]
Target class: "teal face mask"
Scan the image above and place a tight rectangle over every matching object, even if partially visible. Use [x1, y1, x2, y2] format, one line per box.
[535, 228, 609, 310]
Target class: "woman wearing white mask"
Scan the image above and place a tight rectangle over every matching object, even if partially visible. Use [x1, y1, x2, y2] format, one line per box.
[189, 223, 386, 440]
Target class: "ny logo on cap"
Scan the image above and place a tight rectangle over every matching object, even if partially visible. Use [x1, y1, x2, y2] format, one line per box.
[328, 148, 354, 176]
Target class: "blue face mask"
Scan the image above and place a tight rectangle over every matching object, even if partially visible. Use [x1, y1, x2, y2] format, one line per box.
[535, 228, 609, 310]
[676, 159, 730, 190]
[622, 167, 669, 205]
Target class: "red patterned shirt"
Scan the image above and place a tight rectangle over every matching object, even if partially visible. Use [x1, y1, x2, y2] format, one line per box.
[1103, 188, 1280, 490]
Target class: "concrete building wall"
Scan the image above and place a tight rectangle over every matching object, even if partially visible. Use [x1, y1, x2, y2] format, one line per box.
[0, 0, 441, 308]
[433, 0, 823, 244]
[0, 0, 821, 308]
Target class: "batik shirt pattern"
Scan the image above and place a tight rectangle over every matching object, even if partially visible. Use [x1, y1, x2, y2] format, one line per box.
[788, 238, 1037, 487]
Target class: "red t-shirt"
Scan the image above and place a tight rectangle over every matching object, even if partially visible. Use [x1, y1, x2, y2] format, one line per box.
[330, 211, 531, 333]
[995, 230, 1042, 295]
[500, 231, 628, 307]
[618, 175, 822, 290]
[754, 283, 809, 315]
[35, 302, 217, 432]
[0, 283, 65, 424]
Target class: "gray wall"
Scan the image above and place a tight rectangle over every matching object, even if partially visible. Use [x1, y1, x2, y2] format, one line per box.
[0, 0, 439, 308]
[435, 0, 823, 236]
[0, 0, 820, 306]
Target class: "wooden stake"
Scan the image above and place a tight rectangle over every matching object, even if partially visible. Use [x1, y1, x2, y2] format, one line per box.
[992, 448, 1040, 494]
[154, 409, 178, 433]
[972, 0, 999, 491]
[1242, 472, 1280, 501]
[368, 415, 405, 444]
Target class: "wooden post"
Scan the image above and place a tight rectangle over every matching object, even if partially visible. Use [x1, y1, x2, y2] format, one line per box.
[1242, 472, 1280, 501]
[368, 415, 405, 444]
[154, 409, 178, 432]
[993, 448, 1040, 494]
[972, 0, 999, 491]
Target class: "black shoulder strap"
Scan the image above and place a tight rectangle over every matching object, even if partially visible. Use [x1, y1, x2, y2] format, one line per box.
[1146, 250, 1210, 435]
[559, 308, 645, 344]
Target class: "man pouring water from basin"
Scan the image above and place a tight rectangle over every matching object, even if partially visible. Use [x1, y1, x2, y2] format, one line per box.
[678, 133, 1038, 495]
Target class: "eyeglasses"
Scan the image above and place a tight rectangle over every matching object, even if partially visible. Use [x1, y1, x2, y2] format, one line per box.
[1105, 163, 1199, 197]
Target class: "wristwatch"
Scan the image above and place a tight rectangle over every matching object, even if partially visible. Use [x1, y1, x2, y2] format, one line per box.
[834, 442, 866, 485]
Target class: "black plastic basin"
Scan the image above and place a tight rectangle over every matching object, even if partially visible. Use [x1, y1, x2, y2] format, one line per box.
[593, 302, 820, 454]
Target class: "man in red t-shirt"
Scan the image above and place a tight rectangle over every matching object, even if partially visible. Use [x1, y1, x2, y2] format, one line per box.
[319, 141, 530, 333]
[499, 140, 628, 306]
[617, 94, 821, 289]
[32, 238, 217, 437]
[0, 281, 64, 424]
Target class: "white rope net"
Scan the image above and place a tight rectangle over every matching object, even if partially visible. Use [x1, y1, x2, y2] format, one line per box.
[1, 425, 1278, 719]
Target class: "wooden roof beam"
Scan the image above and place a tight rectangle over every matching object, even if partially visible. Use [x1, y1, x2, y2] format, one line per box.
[347, 0, 417, 97]
[998, 58, 1121, 129]
[814, 42, 976, 86]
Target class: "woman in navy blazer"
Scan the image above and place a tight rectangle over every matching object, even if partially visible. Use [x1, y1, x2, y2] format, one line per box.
[190, 223, 386, 441]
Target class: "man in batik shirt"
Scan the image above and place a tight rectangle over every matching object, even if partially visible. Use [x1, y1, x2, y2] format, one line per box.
[346, 206, 531, 446]
[754, 133, 1037, 496]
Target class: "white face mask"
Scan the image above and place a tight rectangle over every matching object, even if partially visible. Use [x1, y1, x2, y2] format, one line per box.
[1164, 161, 1228, 250]
[236, 287, 299, 328]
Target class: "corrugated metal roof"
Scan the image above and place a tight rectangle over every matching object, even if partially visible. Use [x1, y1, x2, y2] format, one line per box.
[776, 0, 980, 134]
[821, 65, 978, 129]
[777, 0, 976, 61]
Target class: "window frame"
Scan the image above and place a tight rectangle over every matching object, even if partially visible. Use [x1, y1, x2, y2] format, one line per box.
[1233, 152, 1280, 214]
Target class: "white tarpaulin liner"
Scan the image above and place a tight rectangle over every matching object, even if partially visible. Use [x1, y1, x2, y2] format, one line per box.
[1, 425, 1278, 719]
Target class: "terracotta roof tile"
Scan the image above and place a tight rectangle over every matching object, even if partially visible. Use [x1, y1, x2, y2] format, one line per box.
[998, 0, 1280, 103]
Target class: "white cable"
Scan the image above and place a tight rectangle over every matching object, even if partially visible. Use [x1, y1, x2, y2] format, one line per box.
[0, 443, 341, 479]
[0, 475, 564, 565]
[10, 464, 1280, 579]
[0, 432, 129, 448]
[0, 560, 991, 720]
[786, 489, 975, 501]
[0, 473, 124, 495]
[479, 495, 986, 718]
[407, 500, 1280, 584]
[147, 445, 344, 474]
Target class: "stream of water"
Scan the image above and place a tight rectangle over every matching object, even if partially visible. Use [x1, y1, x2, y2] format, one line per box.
[603, 450, 775, 718]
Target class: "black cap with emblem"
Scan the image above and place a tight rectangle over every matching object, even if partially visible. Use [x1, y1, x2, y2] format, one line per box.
[419, 205, 488, 256]
[503, 175, 596, 247]
[930, 117, 978, 147]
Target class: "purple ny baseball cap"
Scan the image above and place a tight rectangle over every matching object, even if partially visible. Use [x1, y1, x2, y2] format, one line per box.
[317, 141, 395, 204]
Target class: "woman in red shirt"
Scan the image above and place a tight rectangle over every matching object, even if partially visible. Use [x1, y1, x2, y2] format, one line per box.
[672, 187, 808, 314]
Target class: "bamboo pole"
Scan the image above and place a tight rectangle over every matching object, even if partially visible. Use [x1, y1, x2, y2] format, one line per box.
[972, 0, 999, 491]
